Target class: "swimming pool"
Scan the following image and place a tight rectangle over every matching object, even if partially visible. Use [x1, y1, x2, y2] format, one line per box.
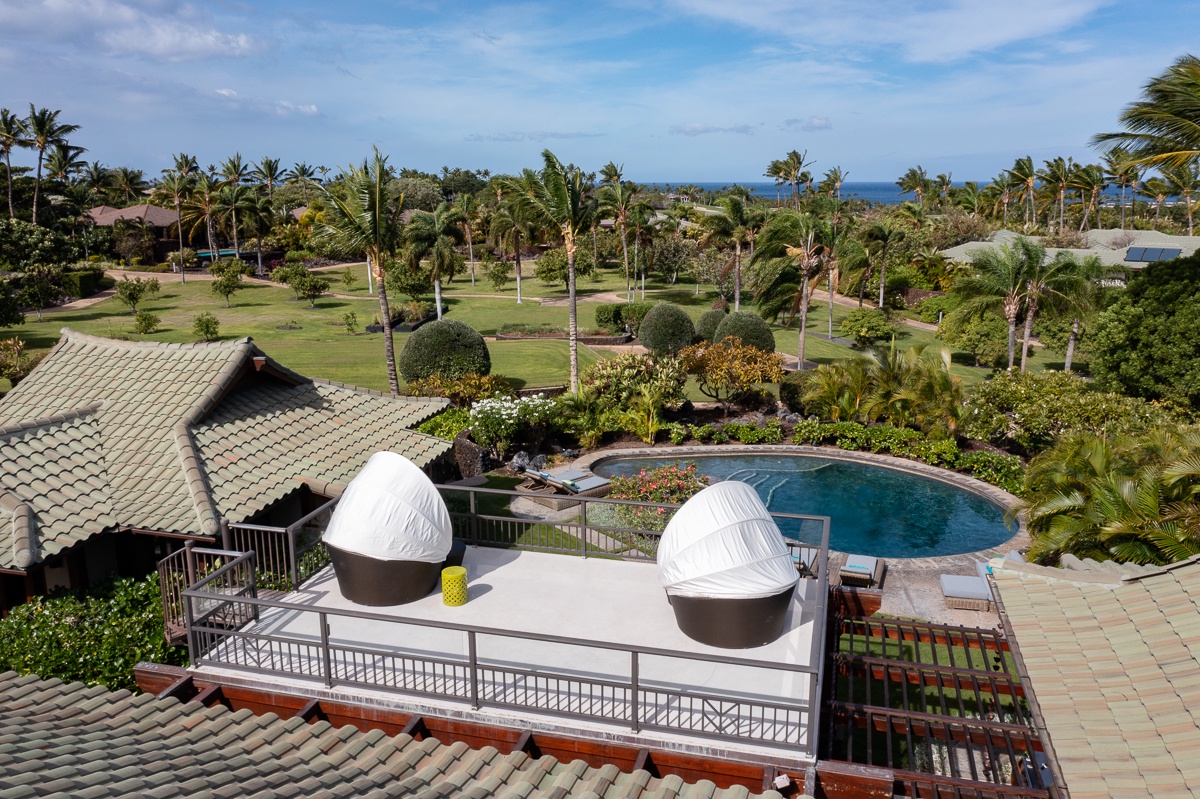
[592, 453, 1013, 558]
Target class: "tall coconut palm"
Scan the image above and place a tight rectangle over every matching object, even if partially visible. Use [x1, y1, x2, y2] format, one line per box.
[286, 162, 317, 202]
[252, 156, 286, 202]
[315, 148, 406, 394]
[764, 158, 788, 203]
[1093, 54, 1200, 170]
[215, 182, 254, 256]
[1044, 252, 1105, 372]
[598, 163, 637, 302]
[20, 105, 80, 224]
[750, 210, 830, 367]
[863, 221, 905, 309]
[984, 171, 1015, 225]
[404, 201, 466, 318]
[935, 172, 954, 202]
[493, 170, 541, 305]
[896, 165, 931, 207]
[628, 199, 656, 300]
[1037, 156, 1075, 233]
[1069, 163, 1107, 232]
[454, 193, 482, 285]
[1017, 248, 1088, 372]
[819, 166, 848, 201]
[153, 170, 196, 283]
[44, 142, 87, 183]
[1162, 160, 1200, 235]
[81, 162, 111, 205]
[220, 153, 250, 185]
[172, 153, 199, 178]
[1007, 156, 1038, 228]
[182, 173, 221, 264]
[1101, 146, 1140, 229]
[242, 192, 276, 277]
[112, 166, 149, 205]
[700, 196, 753, 311]
[1140, 176, 1171, 229]
[946, 236, 1043, 370]
[781, 150, 812, 207]
[0, 108, 21, 218]
[498, 150, 592, 392]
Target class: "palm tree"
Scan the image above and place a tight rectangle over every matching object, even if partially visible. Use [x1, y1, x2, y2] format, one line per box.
[498, 150, 592, 392]
[1069, 163, 1107, 232]
[220, 153, 250, 185]
[764, 158, 788, 203]
[215, 182, 254, 256]
[252, 156, 286, 202]
[1007, 156, 1038, 228]
[935, 172, 954, 202]
[315, 148, 407, 394]
[863, 221, 905, 309]
[896, 165, 931, 206]
[750, 210, 829, 366]
[286, 162, 317, 202]
[44, 142, 87, 183]
[112, 166, 148, 205]
[182, 174, 221, 262]
[1141, 176, 1171, 229]
[781, 150, 812, 207]
[1037, 157, 1075, 233]
[455, 193, 481, 286]
[404, 201, 466, 318]
[1044, 252, 1105, 371]
[819, 167, 848, 201]
[153, 170, 195, 283]
[700, 196, 753, 311]
[20, 105, 80, 224]
[1101, 146, 1140, 230]
[1162, 160, 1200, 235]
[1017, 248, 1088, 371]
[955, 181, 981, 217]
[1093, 54, 1200, 170]
[80, 162, 111, 205]
[984, 171, 1015, 225]
[0, 108, 21, 218]
[493, 171, 541, 305]
[628, 199, 655, 300]
[946, 236, 1043, 370]
[598, 163, 637, 302]
[243, 192, 275, 276]
[172, 153, 199, 178]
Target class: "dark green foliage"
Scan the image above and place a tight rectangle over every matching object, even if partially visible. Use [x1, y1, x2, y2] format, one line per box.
[839, 307, 897, 348]
[0, 281, 22, 328]
[132, 311, 160, 334]
[113, 276, 159, 313]
[622, 301, 655, 335]
[714, 310, 775, 352]
[60, 269, 100, 300]
[595, 303, 624, 329]
[210, 272, 242, 307]
[779, 370, 814, 413]
[193, 311, 220, 341]
[386, 262, 433, 301]
[533, 246, 594, 286]
[294, 273, 331, 308]
[398, 318, 491, 381]
[1091, 254, 1200, 408]
[637, 303, 695, 354]
[272, 263, 307, 299]
[962, 370, 1182, 455]
[695, 308, 727, 343]
[914, 294, 960, 324]
[17, 263, 61, 318]
[416, 406, 472, 440]
[939, 313, 1007, 368]
[722, 419, 784, 444]
[0, 573, 186, 691]
[957, 451, 1025, 495]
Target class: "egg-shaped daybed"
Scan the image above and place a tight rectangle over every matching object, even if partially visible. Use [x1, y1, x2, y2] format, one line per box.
[657, 481, 799, 648]
[322, 451, 453, 606]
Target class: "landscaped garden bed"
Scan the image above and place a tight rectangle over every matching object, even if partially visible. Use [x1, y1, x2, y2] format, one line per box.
[494, 323, 631, 345]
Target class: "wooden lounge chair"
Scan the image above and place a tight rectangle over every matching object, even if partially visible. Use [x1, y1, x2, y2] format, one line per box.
[839, 554, 885, 588]
[940, 562, 993, 611]
[516, 469, 612, 510]
[790, 546, 820, 578]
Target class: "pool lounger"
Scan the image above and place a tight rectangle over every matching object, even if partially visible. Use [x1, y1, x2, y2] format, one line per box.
[516, 469, 612, 510]
[940, 562, 993, 611]
[839, 554, 885, 588]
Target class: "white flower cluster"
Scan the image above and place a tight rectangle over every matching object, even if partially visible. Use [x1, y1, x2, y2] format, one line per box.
[469, 394, 557, 449]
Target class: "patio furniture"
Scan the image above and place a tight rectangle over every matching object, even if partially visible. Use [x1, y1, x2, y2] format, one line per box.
[658, 481, 799, 649]
[323, 451, 453, 607]
[791, 546, 820, 578]
[940, 562, 994, 611]
[839, 554, 885, 588]
[516, 469, 612, 510]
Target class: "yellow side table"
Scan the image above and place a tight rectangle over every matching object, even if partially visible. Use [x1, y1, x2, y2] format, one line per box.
[441, 566, 468, 606]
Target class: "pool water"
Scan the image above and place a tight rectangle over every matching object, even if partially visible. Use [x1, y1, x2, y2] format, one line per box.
[593, 453, 1013, 558]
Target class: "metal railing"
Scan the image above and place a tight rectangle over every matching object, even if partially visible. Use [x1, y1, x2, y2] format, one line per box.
[177, 486, 831, 756]
[224, 496, 338, 591]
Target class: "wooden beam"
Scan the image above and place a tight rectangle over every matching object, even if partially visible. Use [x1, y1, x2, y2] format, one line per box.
[294, 698, 326, 722]
[191, 684, 226, 708]
[632, 749, 659, 778]
[513, 730, 541, 758]
[155, 675, 195, 702]
[401, 716, 429, 740]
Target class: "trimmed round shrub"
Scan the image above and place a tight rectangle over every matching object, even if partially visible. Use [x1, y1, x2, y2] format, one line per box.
[398, 319, 491, 382]
[714, 310, 775, 353]
[637, 303, 696, 355]
[695, 308, 727, 343]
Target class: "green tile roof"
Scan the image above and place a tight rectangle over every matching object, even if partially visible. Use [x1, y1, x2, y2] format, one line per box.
[0, 671, 776, 799]
[0, 329, 451, 571]
[992, 556, 1200, 798]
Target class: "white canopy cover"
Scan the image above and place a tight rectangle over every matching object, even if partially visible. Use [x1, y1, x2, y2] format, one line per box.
[322, 451, 452, 563]
[658, 481, 799, 599]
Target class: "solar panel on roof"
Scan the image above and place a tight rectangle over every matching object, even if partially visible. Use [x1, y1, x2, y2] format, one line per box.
[1125, 247, 1145, 262]
[1159, 248, 1182, 261]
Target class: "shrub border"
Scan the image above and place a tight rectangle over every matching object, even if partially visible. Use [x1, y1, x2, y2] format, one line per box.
[574, 444, 1030, 560]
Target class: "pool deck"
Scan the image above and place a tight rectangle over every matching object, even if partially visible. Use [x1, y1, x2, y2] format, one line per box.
[571, 444, 1026, 628]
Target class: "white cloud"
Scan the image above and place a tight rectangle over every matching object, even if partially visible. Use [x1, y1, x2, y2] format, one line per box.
[669, 122, 759, 136]
[781, 116, 831, 132]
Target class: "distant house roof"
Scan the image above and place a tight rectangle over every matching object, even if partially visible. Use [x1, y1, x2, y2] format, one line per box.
[0, 329, 450, 571]
[0, 671, 772, 799]
[992, 555, 1200, 798]
[940, 228, 1200, 268]
[88, 204, 180, 228]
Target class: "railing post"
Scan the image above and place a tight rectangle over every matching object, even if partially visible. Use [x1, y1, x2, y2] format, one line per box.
[579, 500, 588, 558]
[469, 490, 478, 544]
[220, 518, 231, 551]
[319, 611, 332, 687]
[249, 551, 260, 623]
[468, 630, 480, 709]
[183, 582, 197, 666]
[630, 651, 640, 732]
[287, 524, 300, 590]
[183, 540, 196, 588]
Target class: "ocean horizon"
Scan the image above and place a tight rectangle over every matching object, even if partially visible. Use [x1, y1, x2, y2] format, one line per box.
[638, 180, 959, 205]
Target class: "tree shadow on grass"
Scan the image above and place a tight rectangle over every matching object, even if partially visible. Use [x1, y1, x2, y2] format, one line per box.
[505, 376, 528, 390]
[316, 301, 350, 310]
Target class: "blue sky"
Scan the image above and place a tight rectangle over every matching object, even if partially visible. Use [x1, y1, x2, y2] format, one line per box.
[1, 0, 1197, 182]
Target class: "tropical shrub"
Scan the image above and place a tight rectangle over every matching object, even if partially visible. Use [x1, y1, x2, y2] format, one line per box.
[416, 407, 472, 440]
[294, 272, 331, 308]
[133, 311, 160, 335]
[404, 373, 513, 406]
[468, 393, 558, 456]
[957, 451, 1024, 495]
[193, 312, 220, 341]
[714, 310, 775, 353]
[399, 300, 434, 324]
[17, 263, 61, 320]
[485, 258, 512, 291]
[938, 313, 1007, 369]
[398, 318, 491, 382]
[0, 218, 74, 268]
[962, 370, 1183, 456]
[839, 307, 897, 348]
[594, 303, 623, 330]
[272, 262, 308, 298]
[637, 303, 695, 355]
[779, 370, 814, 414]
[167, 248, 197, 271]
[0, 337, 40, 384]
[914, 294, 960, 324]
[114, 276, 159, 313]
[622, 301, 655, 336]
[608, 461, 709, 531]
[790, 418, 822, 445]
[534, 246, 594, 286]
[695, 308, 727, 343]
[680, 337, 785, 415]
[667, 423, 688, 445]
[560, 388, 616, 448]
[0, 573, 186, 691]
[722, 419, 784, 444]
[342, 311, 359, 334]
[60, 269, 101, 300]
[580, 352, 687, 408]
[622, 385, 666, 444]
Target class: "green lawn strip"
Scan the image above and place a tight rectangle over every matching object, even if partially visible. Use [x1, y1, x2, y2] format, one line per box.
[441, 475, 598, 551]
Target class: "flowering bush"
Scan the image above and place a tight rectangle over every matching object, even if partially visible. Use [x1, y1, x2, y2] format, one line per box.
[468, 394, 558, 456]
[580, 352, 687, 407]
[609, 461, 709, 531]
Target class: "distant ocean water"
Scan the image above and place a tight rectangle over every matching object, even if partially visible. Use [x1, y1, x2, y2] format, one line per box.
[644, 181, 925, 205]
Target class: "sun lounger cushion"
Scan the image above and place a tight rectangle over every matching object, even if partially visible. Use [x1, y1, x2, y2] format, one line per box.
[940, 574, 991, 602]
[842, 555, 877, 576]
[568, 475, 610, 493]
